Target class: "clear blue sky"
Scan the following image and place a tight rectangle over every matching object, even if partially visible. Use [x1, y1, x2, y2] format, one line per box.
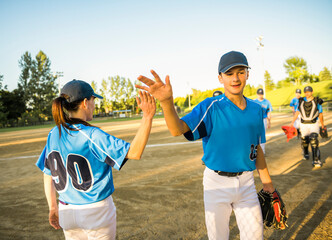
[1, 0, 331, 97]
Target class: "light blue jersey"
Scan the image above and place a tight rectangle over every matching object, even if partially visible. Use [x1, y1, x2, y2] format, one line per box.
[181, 94, 266, 172]
[253, 98, 272, 119]
[36, 124, 130, 205]
[290, 97, 299, 108]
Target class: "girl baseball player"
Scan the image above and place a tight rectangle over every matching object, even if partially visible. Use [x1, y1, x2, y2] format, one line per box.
[136, 51, 275, 240]
[36, 79, 155, 240]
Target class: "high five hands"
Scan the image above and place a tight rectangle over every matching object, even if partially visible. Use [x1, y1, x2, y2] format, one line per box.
[136, 70, 173, 103]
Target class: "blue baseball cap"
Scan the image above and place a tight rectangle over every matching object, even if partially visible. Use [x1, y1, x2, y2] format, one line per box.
[296, 89, 301, 93]
[213, 90, 223, 97]
[61, 79, 103, 103]
[304, 86, 313, 92]
[218, 51, 250, 74]
[257, 88, 264, 95]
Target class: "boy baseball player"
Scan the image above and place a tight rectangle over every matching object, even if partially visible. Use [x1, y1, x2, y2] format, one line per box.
[136, 51, 276, 240]
[290, 86, 325, 167]
[253, 88, 272, 154]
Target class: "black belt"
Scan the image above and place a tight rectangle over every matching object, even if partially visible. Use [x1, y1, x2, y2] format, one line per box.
[214, 170, 243, 177]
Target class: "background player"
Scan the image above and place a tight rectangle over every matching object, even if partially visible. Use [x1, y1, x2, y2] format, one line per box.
[213, 90, 223, 97]
[36, 80, 156, 239]
[253, 88, 273, 154]
[290, 86, 325, 167]
[136, 51, 276, 240]
[290, 89, 302, 138]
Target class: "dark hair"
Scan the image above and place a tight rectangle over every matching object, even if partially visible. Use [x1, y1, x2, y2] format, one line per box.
[52, 94, 97, 137]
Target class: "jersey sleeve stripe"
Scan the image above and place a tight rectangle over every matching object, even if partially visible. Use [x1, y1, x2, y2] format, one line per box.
[192, 99, 220, 133]
[73, 125, 121, 169]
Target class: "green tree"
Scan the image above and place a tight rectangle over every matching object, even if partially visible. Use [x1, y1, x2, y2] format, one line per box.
[91, 80, 97, 92]
[307, 74, 320, 83]
[0, 74, 5, 90]
[174, 96, 188, 109]
[18, 52, 32, 104]
[243, 84, 259, 97]
[276, 78, 292, 89]
[283, 56, 308, 85]
[122, 78, 135, 111]
[109, 76, 121, 110]
[91, 80, 102, 115]
[264, 71, 275, 91]
[100, 78, 111, 113]
[319, 67, 332, 82]
[0, 75, 8, 126]
[0, 89, 26, 127]
[17, 51, 57, 121]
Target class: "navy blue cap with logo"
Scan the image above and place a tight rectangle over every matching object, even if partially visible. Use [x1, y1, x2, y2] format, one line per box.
[296, 89, 301, 94]
[257, 88, 264, 95]
[61, 79, 103, 103]
[218, 51, 250, 74]
[304, 86, 313, 92]
[213, 90, 223, 97]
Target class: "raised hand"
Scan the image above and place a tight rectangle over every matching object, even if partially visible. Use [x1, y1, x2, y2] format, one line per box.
[136, 70, 173, 103]
[136, 91, 156, 120]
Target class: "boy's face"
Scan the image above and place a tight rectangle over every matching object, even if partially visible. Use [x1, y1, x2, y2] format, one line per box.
[304, 91, 313, 98]
[218, 66, 248, 96]
[296, 93, 301, 98]
[257, 94, 264, 100]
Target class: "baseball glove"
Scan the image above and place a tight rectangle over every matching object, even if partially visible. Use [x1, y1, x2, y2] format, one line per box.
[281, 126, 297, 142]
[320, 126, 328, 138]
[257, 189, 288, 230]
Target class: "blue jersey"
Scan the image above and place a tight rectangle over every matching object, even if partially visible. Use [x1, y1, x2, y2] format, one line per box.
[181, 94, 266, 172]
[290, 97, 299, 108]
[36, 124, 130, 205]
[253, 98, 272, 119]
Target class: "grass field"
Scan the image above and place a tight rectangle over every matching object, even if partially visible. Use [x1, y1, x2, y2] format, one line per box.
[247, 80, 332, 106]
[0, 113, 331, 239]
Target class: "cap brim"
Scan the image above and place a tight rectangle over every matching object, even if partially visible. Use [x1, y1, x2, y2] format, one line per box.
[221, 64, 250, 73]
[93, 93, 103, 99]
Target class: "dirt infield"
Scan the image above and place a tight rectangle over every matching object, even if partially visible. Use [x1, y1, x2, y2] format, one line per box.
[0, 112, 331, 240]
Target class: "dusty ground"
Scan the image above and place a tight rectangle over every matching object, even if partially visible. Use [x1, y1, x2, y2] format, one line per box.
[0, 112, 331, 240]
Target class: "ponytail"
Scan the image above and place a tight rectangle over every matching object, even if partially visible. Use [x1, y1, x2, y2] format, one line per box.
[52, 94, 97, 137]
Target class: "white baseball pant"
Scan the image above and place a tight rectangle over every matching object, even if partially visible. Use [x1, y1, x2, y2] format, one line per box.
[203, 167, 263, 240]
[299, 122, 319, 137]
[59, 195, 116, 240]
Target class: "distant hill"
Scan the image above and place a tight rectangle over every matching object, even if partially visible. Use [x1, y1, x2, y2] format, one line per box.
[247, 80, 332, 106]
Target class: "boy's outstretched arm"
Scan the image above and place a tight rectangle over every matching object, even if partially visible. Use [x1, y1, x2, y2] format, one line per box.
[136, 70, 190, 136]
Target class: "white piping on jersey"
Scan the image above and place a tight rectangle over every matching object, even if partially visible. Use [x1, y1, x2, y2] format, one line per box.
[192, 98, 223, 133]
[73, 125, 121, 169]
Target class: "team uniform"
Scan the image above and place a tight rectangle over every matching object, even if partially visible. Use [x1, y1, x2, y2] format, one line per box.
[181, 94, 266, 240]
[290, 97, 301, 132]
[295, 97, 323, 166]
[36, 123, 130, 239]
[253, 98, 272, 154]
